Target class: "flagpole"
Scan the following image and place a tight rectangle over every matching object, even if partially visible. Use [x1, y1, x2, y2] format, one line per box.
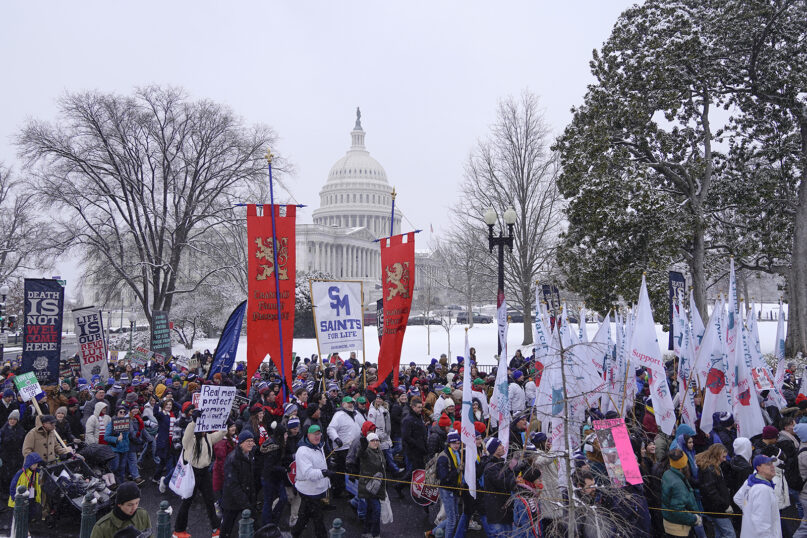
[266, 149, 288, 402]
[361, 281, 367, 390]
[309, 280, 326, 394]
[390, 187, 396, 237]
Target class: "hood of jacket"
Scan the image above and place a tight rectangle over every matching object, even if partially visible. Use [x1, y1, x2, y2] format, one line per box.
[298, 434, 325, 451]
[746, 472, 774, 489]
[94, 401, 108, 418]
[23, 452, 43, 470]
[734, 437, 752, 461]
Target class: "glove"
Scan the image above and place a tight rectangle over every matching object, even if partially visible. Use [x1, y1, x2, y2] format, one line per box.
[360, 437, 368, 450]
[192, 410, 202, 420]
[321, 469, 334, 479]
[335, 438, 343, 448]
[694, 515, 702, 527]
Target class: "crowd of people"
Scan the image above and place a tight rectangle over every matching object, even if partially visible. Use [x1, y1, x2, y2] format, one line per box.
[1, 346, 806, 537]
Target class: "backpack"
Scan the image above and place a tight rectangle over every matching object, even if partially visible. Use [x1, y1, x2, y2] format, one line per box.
[423, 452, 442, 485]
[789, 446, 807, 491]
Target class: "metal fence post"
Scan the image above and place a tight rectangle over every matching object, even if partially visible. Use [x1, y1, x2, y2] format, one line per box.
[328, 517, 345, 538]
[79, 491, 97, 538]
[12, 485, 29, 538]
[238, 508, 254, 538]
[156, 500, 172, 538]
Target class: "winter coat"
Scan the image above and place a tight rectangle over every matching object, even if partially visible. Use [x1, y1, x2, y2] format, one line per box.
[733, 473, 782, 538]
[181, 421, 227, 469]
[326, 408, 364, 451]
[390, 402, 404, 438]
[401, 407, 428, 464]
[212, 436, 236, 493]
[104, 417, 136, 454]
[730, 438, 754, 510]
[660, 468, 698, 527]
[0, 399, 19, 426]
[698, 464, 732, 515]
[152, 404, 174, 459]
[427, 424, 447, 456]
[22, 415, 70, 463]
[508, 382, 526, 413]
[84, 401, 110, 445]
[221, 447, 255, 511]
[534, 450, 563, 520]
[66, 409, 84, 438]
[367, 404, 393, 450]
[482, 456, 515, 525]
[294, 436, 329, 497]
[432, 395, 453, 419]
[436, 446, 461, 488]
[8, 452, 43, 508]
[357, 442, 386, 500]
[0, 421, 26, 472]
[89, 507, 151, 538]
[511, 486, 541, 538]
[259, 430, 287, 483]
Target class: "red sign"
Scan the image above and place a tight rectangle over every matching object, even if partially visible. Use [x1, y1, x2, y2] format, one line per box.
[371, 232, 415, 389]
[410, 469, 439, 506]
[247, 204, 296, 391]
[287, 461, 296, 484]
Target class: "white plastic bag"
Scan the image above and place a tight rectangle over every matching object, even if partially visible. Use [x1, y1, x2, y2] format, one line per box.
[169, 453, 195, 499]
[380, 496, 393, 524]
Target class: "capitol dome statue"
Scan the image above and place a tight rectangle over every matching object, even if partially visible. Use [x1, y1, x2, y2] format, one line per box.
[296, 109, 401, 299]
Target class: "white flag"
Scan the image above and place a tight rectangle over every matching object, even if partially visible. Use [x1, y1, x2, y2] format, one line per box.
[497, 291, 508, 361]
[726, 259, 740, 357]
[690, 290, 705, 358]
[733, 319, 766, 438]
[579, 305, 588, 343]
[699, 299, 732, 435]
[630, 275, 675, 435]
[460, 329, 476, 498]
[489, 349, 511, 457]
[774, 301, 787, 389]
[676, 295, 697, 429]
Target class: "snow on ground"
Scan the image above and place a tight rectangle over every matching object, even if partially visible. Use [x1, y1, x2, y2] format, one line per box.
[175, 319, 783, 369]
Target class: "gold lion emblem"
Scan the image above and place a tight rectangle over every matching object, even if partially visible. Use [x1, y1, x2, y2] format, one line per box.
[255, 237, 289, 280]
[385, 262, 411, 301]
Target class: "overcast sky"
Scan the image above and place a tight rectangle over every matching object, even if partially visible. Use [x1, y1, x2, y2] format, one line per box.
[1, 1, 636, 286]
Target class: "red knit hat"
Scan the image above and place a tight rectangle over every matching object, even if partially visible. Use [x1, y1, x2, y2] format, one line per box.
[437, 413, 451, 428]
[474, 421, 486, 434]
[453, 420, 462, 433]
[361, 420, 377, 437]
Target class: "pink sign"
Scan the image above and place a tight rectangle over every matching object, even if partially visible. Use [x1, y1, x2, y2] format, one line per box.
[592, 418, 642, 486]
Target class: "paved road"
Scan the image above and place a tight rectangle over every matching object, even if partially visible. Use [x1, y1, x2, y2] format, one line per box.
[0, 461, 485, 537]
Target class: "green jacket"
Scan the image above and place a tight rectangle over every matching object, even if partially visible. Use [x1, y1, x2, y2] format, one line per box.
[90, 507, 151, 538]
[661, 468, 698, 526]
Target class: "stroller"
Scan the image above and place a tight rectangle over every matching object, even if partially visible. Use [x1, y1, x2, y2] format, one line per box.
[41, 457, 115, 518]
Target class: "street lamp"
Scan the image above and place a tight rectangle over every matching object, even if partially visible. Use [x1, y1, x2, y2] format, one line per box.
[484, 206, 517, 356]
[0, 284, 8, 363]
[126, 310, 137, 353]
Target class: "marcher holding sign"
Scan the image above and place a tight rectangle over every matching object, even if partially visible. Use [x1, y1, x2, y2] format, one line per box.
[593, 418, 643, 487]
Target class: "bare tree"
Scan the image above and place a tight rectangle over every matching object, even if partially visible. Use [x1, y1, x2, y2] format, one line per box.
[459, 91, 564, 345]
[0, 164, 54, 283]
[17, 86, 283, 322]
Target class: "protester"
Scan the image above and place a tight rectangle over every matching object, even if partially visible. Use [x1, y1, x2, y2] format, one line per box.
[220, 430, 256, 538]
[291, 425, 331, 538]
[90, 481, 151, 538]
[734, 455, 782, 537]
[661, 449, 703, 537]
[695, 443, 735, 537]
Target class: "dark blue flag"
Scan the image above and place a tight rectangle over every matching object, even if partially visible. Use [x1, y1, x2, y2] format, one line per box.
[22, 279, 64, 385]
[208, 301, 246, 377]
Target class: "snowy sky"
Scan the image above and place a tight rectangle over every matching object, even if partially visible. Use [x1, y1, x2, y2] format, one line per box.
[0, 1, 636, 286]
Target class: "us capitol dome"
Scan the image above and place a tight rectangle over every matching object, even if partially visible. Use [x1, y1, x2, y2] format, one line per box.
[296, 108, 402, 300]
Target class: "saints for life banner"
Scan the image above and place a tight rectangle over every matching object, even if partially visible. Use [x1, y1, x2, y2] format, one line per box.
[371, 232, 415, 389]
[22, 279, 64, 385]
[247, 204, 296, 390]
[593, 418, 643, 487]
[73, 306, 110, 381]
[311, 280, 364, 356]
[151, 310, 171, 359]
[195, 385, 237, 432]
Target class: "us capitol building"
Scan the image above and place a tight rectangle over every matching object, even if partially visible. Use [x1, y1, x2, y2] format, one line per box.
[295, 109, 404, 303]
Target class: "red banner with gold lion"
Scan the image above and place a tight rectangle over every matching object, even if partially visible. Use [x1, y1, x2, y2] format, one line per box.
[247, 204, 296, 392]
[372, 232, 415, 389]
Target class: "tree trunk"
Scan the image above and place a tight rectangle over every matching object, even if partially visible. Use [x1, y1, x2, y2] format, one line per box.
[690, 216, 708, 318]
[786, 118, 807, 356]
[521, 285, 534, 346]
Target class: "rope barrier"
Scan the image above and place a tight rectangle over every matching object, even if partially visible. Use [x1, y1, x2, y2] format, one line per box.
[330, 470, 807, 522]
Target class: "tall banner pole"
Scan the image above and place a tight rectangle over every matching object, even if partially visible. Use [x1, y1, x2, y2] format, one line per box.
[390, 187, 396, 237]
[267, 149, 288, 401]
[361, 281, 367, 390]
[309, 280, 325, 393]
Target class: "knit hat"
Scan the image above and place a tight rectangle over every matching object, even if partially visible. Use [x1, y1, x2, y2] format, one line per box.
[438, 413, 451, 428]
[486, 437, 502, 455]
[238, 431, 254, 444]
[474, 421, 486, 434]
[327, 382, 339, 392]
[40, 414, 56, 424]
[182, 401, 194, 414]
[447, 431, 460, 443]
[762, 425, 779, 440]
[283, 403, 298, 416]
[287, 418, 300, 429]
[669, 452, 688, 470]
[8, 410, 19, 421]
[67, 397, 79, 406]
[2, 388, 14, 398]
[531, 432, 548, 446]
[361, 421, 377, 437]
[453, 420, 462, 433]
[513, 370, 523, 381]
[56, 406, 67, 416]
[115, 481, 141, 505]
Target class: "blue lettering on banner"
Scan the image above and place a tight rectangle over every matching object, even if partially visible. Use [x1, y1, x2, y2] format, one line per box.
[328, 286, 351, 316]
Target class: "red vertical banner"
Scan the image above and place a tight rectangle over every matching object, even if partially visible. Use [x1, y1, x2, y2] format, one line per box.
[372, 232, 415, 389]
[247, 204, 296, 391]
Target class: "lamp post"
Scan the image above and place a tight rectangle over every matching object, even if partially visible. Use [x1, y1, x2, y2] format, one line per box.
[483, 206, 517, 356]
[126, 310, 137, 354]
[0, 284, 8, 363]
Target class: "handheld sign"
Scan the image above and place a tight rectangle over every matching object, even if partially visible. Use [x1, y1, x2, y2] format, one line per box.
[195, 385, 237, 432]
[287, 461, 296, 485]
[112, 417, 130, 433]
[410, 469, 439, 506]
[13, 372, 42, 402]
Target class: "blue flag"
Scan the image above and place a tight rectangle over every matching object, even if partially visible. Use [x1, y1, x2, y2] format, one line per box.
[208, 301, 246, 377]
[22, 278, 65, 385]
